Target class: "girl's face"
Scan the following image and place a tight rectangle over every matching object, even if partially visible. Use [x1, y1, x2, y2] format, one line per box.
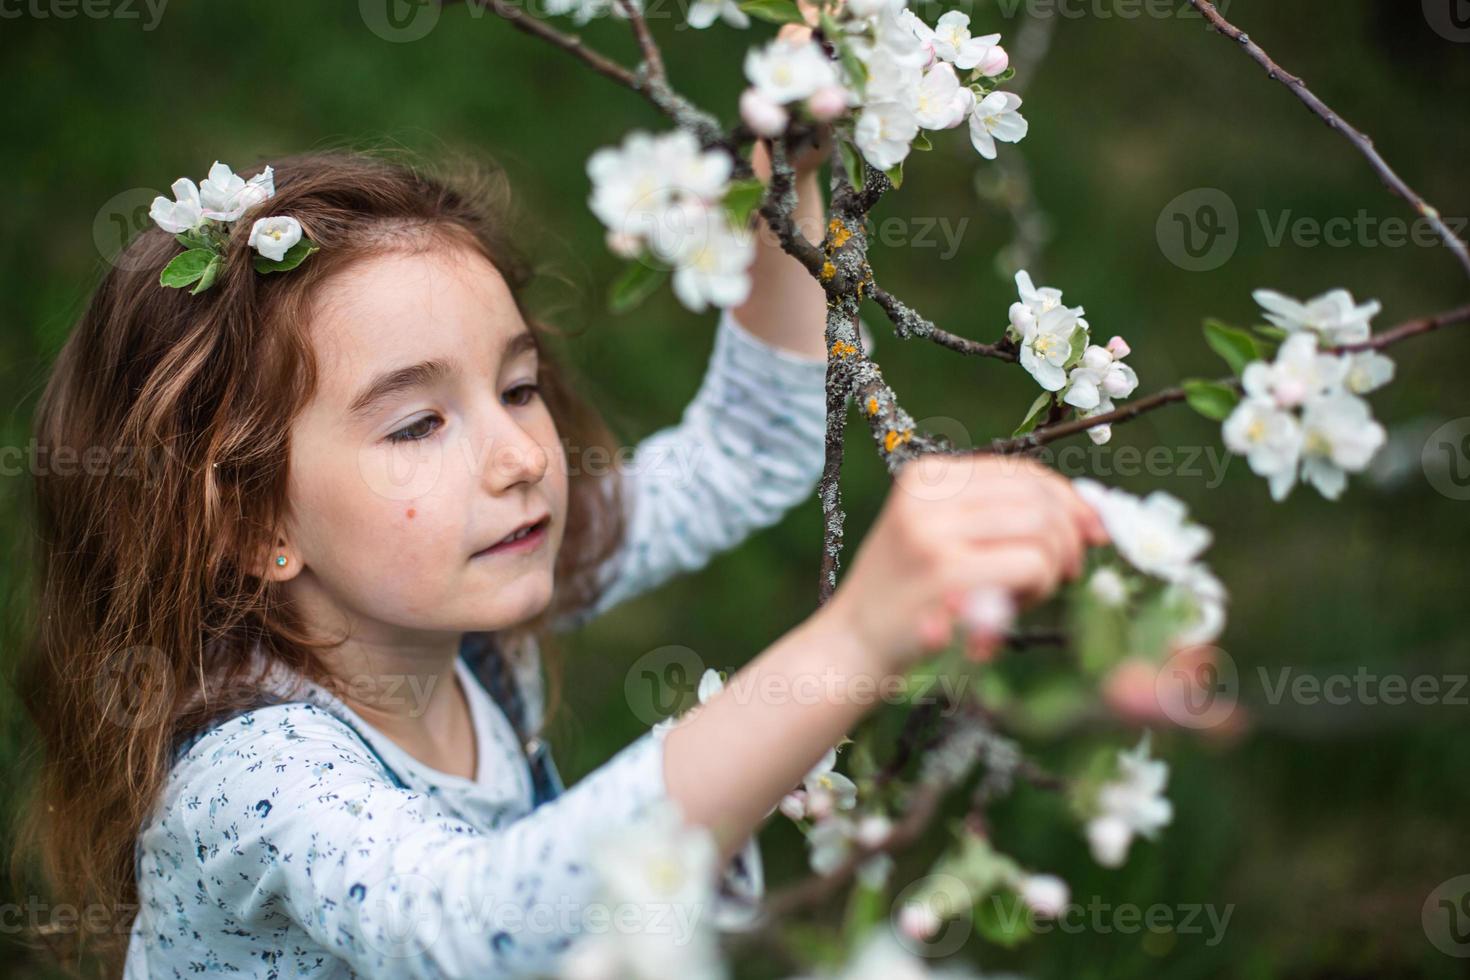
[275, 243, 569, 642]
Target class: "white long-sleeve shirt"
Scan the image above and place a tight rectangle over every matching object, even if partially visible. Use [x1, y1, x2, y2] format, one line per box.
[123, 306, 832, 979]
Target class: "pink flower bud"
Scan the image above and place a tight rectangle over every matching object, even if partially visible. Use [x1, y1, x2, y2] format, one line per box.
[604, 229, 642, 259]
[1106, 335, 1131, 359]
[898, 902, 942, 941]
[807, 85, 850, 122]
[740, 87, 788, 138]
[1273, 377, 1308, 408]
[1019, 874, 1070, 919]
[1102, 658, 1168, 724]
[778, 791, 808, 821]
[960, 586, 1015, 639]
[977, 45, 1009, 78]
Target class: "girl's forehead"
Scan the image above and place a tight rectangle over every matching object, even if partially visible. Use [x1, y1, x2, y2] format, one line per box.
[308, 247, 527, 393]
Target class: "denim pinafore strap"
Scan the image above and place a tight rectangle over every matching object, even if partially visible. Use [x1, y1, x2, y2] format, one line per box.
[172, 633, 563, 806]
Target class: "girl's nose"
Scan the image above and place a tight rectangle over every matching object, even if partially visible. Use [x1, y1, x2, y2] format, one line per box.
[477, 417, 550, 493]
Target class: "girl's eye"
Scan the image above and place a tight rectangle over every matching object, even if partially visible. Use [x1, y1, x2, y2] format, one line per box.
[504, 383, 541, 407]
[387, 415, 442, 443]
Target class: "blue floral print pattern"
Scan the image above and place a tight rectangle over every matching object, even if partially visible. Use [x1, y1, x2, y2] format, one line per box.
[123, 306, 830, 979]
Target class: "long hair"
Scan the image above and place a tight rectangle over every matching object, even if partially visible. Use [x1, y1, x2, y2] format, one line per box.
[9, 150, 626, 974]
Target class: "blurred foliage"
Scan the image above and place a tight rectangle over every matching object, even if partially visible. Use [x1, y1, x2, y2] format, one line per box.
[2, 1, 1468, 977]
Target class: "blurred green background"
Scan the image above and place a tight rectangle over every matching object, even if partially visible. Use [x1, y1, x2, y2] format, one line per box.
[3, 0, 1468, 977]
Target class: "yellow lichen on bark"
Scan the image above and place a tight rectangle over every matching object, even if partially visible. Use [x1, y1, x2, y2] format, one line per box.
[830, 339, 859, 358]
[883, 428, 913, 453]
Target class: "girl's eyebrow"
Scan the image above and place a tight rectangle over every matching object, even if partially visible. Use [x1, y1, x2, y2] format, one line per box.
[346, 330, 538, 420]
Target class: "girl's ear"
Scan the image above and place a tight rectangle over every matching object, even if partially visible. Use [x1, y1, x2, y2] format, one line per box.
[262, 534, 302, 583]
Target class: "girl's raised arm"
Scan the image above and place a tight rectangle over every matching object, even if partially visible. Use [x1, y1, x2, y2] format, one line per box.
[554, 150, 837, 630]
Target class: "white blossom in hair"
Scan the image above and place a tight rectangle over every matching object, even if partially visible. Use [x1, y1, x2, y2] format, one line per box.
[149, 160, 316, 294]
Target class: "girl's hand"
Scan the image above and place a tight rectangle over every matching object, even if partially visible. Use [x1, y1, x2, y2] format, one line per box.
[821, 454, 1109, 675]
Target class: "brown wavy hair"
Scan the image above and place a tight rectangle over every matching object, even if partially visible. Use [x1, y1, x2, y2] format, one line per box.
[8, 150, 627, 975]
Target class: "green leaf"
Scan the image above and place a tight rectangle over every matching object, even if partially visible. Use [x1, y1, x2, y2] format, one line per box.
[911, 132, 933, 152]
[843, 881, 887, 938]
[835, 38, 867, 97]
[253, 238, 319, 275]
[884, 160, 903, 190]
[738, 0, 805, 24]
[1069, 573, 1130, 677]
[189, 256, 221, 295]
[159, 248, 216, 289]
[722, 177, 766, 228]
[1253, 323, 1290, 341]
[1012, 391, 1053, 437]
[607, 261, 667, 315]
[1203, 318, 1264, 376]
[1182, 378, 1240, 421]
[837, 139, 865, 192]
[975, 890, 1034, 949]
[1064, 325, 1089, 369]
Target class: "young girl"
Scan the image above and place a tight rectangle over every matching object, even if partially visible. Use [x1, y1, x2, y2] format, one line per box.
[14, 148, 1104, 978]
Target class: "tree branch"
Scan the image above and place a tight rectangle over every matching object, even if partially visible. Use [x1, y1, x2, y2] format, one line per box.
[1185, 0, 1470, 283]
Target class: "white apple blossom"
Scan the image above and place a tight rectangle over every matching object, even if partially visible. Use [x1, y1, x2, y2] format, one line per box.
[1008, 269, 1070, 330]
[1344, 349, 1395, 395]
[247, 216, 302, 262]
[1241, 332, 1348, 409]
[929, 11, 1005, 74]
[565, 800, 726, 980]
[854, 100, 921, 170]
[669, 216, 755, 312]
[587, 130, 731, 239]
[739, 86, 789, 137]
[1253, 287, 1381, 345]
[1088, 566, 1130, 607]
[1018, 873, 1070, 919]
[1223, 396, 1303, 501]
[911, 62, 974, 130]
[1018, 303, 1086, 392]
[808, 84, 855, 121]
[1166, 562, 1228, 647]
[149, 178, 206, 235]
[1080, 397, 1116, 445]
[1086, 736, 1173, 868]
[744, 36, 842, 105]
[845, 0, 906, 22]
[1299, 392, 1387, 500]
[807, 814, 855, 875]
[782, 746, 858, 821]
[792, 929, 984, 980]
[1064, 343, 1139, 411]
[198, 161, 275, 222]
[1073, 480, 1213, 585]
[969, 90, 1027, 160]
[686, 0, 748, 30]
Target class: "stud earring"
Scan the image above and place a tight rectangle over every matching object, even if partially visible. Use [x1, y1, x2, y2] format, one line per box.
[275, 555, 288, 567]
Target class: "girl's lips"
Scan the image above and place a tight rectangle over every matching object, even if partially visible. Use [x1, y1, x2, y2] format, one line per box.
[473, 517, 549, 558]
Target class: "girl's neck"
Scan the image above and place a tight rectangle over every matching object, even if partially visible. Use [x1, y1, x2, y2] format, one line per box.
[315, 631, 480, 781]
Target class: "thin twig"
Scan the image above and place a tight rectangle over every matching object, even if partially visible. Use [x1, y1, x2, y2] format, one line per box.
[987, 303, 1470, 453]
[869, 284, 1017, 361]
[614, 0, 665, 83]
[1185, 0, 1470, 283]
